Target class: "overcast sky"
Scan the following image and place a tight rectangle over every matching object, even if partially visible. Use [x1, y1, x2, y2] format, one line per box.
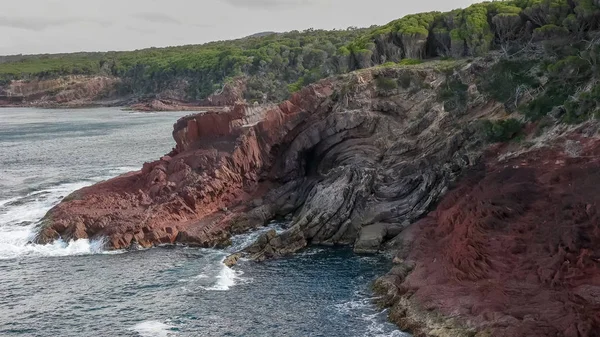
[1, 0, 481, 55]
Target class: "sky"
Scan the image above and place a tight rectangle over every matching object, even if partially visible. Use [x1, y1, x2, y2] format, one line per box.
[0, 0, 482, 55]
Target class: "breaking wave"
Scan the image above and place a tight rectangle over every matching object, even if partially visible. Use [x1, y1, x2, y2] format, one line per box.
[0, 172, 133, 260]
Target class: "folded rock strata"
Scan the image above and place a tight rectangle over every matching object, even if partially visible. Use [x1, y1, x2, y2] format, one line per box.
[36, 64, 490, 254]
[376, 128, 600, 337]
[35, 61, 600, 336]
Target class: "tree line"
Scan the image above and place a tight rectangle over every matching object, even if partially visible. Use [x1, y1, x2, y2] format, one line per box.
[1, 0, 599, 102]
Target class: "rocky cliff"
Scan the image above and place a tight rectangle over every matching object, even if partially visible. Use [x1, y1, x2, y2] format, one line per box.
[375, 126, 600, 336]
[36, 61, 489, 250]
[0, 76, 122, 107]
[35, 60, 600, 337]
[0, 75, 249, 111]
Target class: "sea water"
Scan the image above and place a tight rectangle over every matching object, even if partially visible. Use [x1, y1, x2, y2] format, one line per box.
[0, 108, 407, 337]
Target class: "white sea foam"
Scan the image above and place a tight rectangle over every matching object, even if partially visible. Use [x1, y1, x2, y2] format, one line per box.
[368, 316, 410, 337]
[0, 237, 118, 260]
[130, 321, 176, 337]
[0, 172, 132, 260]
[108, 166, 141, 175]
[297, 248, 326, 257]
[0, 196, 19, 208]
[335, 295, 410, 337]
[227, 223, 286, 253]
[192, 224, 286, 291]
[334, 297, 376, 313]
[204, 260, 242, 291]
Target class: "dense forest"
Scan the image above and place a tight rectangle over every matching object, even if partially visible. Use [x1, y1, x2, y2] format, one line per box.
[0, 29, 370, 101]
[2, 0, 600, 108]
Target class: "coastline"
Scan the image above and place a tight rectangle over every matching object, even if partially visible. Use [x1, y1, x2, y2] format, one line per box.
[19, 60, 600, 336]
[0, 98, 217, 112]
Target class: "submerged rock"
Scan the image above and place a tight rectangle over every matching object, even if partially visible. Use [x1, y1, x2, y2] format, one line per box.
[223, 253, 241, 268]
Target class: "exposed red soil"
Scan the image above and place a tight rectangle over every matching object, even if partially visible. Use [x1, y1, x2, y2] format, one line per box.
[401, 135, 600, 337]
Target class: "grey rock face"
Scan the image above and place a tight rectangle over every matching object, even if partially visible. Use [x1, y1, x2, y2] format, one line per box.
[354, 223, 388, 254]
[239, 65, 492, 260]
[241, 65, 492, 260]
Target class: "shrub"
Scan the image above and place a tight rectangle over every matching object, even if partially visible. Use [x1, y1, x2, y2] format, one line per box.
[380, 62, 397, 68]
[564, 83, 600, 123]
[479, 59, 539, 107]
[439, 75, 469, 112]
[482, 119, 524, 142]
[533, 24, 570, 40]
[398, 72, 413, 88]
[376, 77, 399, 90]
[395, 13, 438, 37]
[398, 58, 423, 66]
[287, 77, 305, 93]
[522, 52, 595, 119]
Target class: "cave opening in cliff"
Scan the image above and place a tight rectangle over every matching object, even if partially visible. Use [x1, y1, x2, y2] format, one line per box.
[301, 147, 320, 177]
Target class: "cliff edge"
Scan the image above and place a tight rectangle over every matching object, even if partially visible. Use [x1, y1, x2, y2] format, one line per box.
[35, 60, 600, 336]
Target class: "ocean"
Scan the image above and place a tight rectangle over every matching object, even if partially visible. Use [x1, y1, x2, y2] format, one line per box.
[0, 107, 406, 337]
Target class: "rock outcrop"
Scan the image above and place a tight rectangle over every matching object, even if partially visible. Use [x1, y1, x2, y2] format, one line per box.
[202, 78, 247, 106]
[354, 223, 405, 254]
[375, 126, 600, 337]
[0, 76, 121, 107]
[36, 63, 489, 253]
[35, 60, 600, 336]
[127, 99, 226, 112]
[240, 64, 490, 261]
[35, 77, 334, 248]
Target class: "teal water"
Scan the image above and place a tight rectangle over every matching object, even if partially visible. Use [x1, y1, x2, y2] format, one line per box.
[0, 108, 407, 337]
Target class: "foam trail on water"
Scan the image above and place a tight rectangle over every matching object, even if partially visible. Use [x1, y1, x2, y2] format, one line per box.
[335, 292, 411, 337]
[108, 166, 142, 175]
[196, 224, 285, 291]
[0, 169, 134, 260]
[204, 259, 240, 291]
[0, 196, 19, 208]
[130, 321, 177, 337]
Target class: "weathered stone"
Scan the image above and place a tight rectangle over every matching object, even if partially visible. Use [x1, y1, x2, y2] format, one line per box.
[354, 223, 388, 254]
[0, 76, 121, 108]
[223, 253, 241, 268]
[38, 66, 485, 252]
[384, 134, 600, 337]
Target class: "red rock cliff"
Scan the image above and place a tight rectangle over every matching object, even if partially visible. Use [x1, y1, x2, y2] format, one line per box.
[36, 78, 335, 249]
[377, 129, 600, 337]
[35, 62, 600, 337]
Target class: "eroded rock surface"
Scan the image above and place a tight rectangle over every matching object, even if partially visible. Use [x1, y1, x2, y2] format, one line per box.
[35, 61, 600, 336]
[37, 65, 489, 253]
[0, 76, 121, 107]
[354, 223, 401, 254]
[242, 66, 489, 260]
[376, 128, 600, 337]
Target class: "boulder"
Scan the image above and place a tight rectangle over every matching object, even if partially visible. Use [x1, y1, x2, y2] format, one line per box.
[354, 223, 388, 254]
[223, 253, 241, 268]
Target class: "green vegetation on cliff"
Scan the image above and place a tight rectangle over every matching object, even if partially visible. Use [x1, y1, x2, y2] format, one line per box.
[2, 0, 600, 110]
[0, 29, 367, 101]
[482, 118, 524, 142]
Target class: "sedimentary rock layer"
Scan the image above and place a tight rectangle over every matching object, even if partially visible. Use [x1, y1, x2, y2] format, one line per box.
[0, 76, 121, 107]
[36, 64, 489, 253]
[377, 129, 600, 337]
[36, 61, 600, 336]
